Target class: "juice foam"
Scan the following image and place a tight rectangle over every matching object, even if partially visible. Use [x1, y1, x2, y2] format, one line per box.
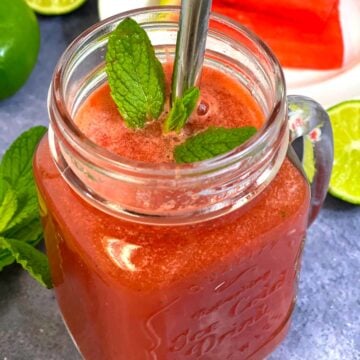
[75, 65, 264, 163]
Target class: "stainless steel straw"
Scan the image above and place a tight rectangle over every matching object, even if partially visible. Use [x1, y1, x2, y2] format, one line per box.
[171, 0, 212, 104]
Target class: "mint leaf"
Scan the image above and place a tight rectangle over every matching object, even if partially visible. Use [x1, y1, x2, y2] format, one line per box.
[0, 126, 47, 279]
[0, 179, 17, 233]
[0, 126, 47, 192]
[5, 193, 40, 232]
[164, 87, 200, 133]
[0, 250, 15, 271]
[174, 126, 257, 163]
[0, 126, 46, 233]
[0, 237, 52, 288]
[4, 217, 43, 246]
[0, 219, 43, 271]
[106, 18, 166, 128]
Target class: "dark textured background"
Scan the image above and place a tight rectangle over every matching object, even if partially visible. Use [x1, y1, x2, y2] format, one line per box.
[0, 1, 359, 359]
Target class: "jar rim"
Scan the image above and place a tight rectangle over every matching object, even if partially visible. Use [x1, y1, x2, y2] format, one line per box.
[50, 5, 286, 178]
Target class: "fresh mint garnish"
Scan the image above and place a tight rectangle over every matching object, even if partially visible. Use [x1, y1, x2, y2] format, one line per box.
[105, 18, 258, 164]
[0, 126, 52, 288]
[0, 249, 15, 272]
[164, 87, 200, 133]
[0, 237, 51, 288]
[0, 179, 17, 233]
[106, 18, 166, 129]
[174, 126, 257, 163]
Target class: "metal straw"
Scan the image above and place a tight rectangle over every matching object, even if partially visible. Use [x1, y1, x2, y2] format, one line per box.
[171, 0, 212, 104]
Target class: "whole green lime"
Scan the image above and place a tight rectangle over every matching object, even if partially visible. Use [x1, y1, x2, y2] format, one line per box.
[0, 0, 40, 100]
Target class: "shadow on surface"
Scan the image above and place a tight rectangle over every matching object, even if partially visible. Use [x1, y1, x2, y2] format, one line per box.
[0, 265, 23, 315]
[322, 194, 359, 212]
[38, 0, 99, 46]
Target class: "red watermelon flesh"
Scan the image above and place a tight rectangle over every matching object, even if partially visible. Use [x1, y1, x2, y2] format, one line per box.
[213, 0, 338, 25]
[212, 0, 343, 69]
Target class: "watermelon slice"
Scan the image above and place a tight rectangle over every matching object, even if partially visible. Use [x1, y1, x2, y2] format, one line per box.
[212, 0, 343, 69]
[213, 0, 338, 24]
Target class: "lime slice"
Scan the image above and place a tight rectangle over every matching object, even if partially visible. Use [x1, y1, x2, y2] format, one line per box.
[26, 0, 86, 15]
[328, 100, 360, 204]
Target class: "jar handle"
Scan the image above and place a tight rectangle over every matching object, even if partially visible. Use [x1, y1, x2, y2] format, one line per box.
[287, 95, 334, 225]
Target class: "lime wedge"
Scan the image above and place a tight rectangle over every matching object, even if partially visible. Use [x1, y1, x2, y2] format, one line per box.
[26, 0, 86, 15]
[328, 100, 360, 204]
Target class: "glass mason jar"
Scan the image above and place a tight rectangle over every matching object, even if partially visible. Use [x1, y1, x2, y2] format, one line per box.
[33, 7, 333, 360]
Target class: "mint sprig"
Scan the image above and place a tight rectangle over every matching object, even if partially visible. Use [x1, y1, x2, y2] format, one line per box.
[105, 18, 258, 164]
[163, 87, 200, 133]
[0, 237, 51, 288]
[174, 126, 257, 163]
[0, 179, 17, 233]
[106, 18, 166, 129]
[0, 126, 52, 288]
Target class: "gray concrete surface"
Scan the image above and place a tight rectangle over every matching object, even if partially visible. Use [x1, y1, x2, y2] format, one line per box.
[0, 1, 359, 359]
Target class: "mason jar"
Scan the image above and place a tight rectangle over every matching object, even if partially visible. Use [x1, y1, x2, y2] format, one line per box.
[33, 7, 333, 360]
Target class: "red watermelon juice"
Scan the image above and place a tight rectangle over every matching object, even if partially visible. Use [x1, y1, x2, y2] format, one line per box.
[34, 61, 310, 359]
